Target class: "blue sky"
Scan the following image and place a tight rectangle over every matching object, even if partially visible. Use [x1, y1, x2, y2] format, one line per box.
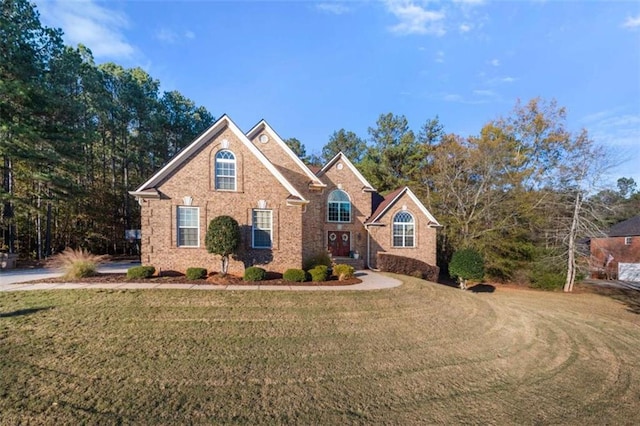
[35, 0, 640, 186]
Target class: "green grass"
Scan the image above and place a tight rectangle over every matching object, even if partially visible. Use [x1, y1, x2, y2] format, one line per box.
[1, 275, 639, 424]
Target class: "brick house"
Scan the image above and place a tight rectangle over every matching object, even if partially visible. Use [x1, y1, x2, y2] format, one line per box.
[590, 215, 640, 280]
[129, 115, 441, 275]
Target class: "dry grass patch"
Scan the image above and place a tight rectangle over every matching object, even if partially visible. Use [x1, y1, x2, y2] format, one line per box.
[1, 275, 639, 424]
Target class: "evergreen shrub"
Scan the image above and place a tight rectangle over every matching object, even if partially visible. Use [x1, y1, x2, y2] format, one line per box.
[283, 268, 308, 282]
[243, 266, 266, 281]
[127, 266, 156, 279]
[333, 264, 355, 281]
[309, 265, 329, 282]
[377, 253, 440, 282]
[186, 267, 207, 280]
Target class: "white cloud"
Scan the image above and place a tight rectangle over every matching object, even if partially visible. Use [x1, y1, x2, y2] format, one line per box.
[622, 15, 640, 29]
[35, 0, 135, 60]
[435, 50, 445, 63]
[156, 28, 178, 43]
[459, 23, 472, 33]
[443, 93, 464, 102]
[490, 58, 500, 67]
[386, 0, 446, 36]
[581, 109, 640, 147]
[155, 28, 196, 44]
[473, 89, 496, 97]
[501, 76, 516, 83]
[316, 3, 350, 15]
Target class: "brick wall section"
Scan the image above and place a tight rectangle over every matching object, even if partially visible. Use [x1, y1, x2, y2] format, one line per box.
[590, 236, 640, 278]
[366, 192, 437, 268]
[248, 129, 312, 196]
[140, 126, 304, 275]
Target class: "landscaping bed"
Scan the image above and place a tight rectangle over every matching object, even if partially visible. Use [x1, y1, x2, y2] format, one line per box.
[31, 272, 362, 286]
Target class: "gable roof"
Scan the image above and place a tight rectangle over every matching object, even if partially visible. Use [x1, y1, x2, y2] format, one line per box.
[365, 186, 441, 227]
[608, 215, 640, 237]
[317, 152, 376, 192]
[129, 114, 307, 203]
[246, 120, 326, 189]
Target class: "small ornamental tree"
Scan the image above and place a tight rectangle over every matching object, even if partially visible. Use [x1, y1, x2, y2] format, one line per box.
[449, 248, 484, 290]
[205, 216, 240, 275]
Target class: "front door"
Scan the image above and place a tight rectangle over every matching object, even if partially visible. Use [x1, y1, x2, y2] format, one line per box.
[328, 231, 350, 257]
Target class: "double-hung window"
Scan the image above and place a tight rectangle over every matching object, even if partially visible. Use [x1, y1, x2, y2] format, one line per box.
[327, 190, 351, 222]
[177, 206, 199, 247]
[392, 211, 415, 247]
[252, 209, 272, 248]
[215, 150, 236, 190]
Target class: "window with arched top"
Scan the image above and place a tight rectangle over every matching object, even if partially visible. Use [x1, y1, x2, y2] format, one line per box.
[327, 190, 351, 222]
[393, 211, 415, 247]
[215, 150, 236, 190]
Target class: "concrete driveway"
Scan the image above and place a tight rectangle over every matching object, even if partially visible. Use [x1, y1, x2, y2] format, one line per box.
[582, 278, 640, 291]
[0, 261, 140, 285]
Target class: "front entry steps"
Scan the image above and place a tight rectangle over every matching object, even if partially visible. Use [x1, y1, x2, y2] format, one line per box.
[332, 257, 365, 270]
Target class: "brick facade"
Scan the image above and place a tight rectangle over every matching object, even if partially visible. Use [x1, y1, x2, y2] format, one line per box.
[132, 115, 440, 276]
[590, 236, 640, 279]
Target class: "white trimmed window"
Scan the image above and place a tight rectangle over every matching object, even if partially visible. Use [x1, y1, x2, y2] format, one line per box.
[625, 237, 632, 245]
[215, 150, 236, 190]
[252, 209, 272, 248]
[327, 190, 351, 222]
[393, 211, 415, 247]
[177, 206, 199, 247]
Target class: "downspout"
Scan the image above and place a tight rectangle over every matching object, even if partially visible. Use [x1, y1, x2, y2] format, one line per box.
[364, 224, 381, 271]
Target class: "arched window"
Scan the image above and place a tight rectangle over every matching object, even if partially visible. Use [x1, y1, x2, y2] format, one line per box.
[327, 190, 351, 222]
[393, 211, 415, 247]
[215, 150, 236, 190]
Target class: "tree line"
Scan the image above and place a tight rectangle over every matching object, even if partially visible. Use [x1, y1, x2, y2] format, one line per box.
[1, 0, 214, 257]
[3, 0, 638, 291]
[288, 100, 638, 291]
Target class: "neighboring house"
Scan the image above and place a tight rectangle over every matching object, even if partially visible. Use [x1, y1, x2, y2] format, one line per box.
[590, 215, 640, 279]
[129, 115, 441, 275]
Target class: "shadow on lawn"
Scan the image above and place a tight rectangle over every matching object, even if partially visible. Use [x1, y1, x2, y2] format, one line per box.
[0, 306, 52, 318]
[468, 283, 496, 293]
[590, 287, 640, 315]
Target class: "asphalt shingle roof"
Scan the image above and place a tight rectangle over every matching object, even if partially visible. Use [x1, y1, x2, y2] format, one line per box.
[608, 215, 640, 237]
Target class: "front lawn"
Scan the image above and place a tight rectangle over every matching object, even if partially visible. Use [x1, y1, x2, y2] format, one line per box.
[1, 276, 639, 424]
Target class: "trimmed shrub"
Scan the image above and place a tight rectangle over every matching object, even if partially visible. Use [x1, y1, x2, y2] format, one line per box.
[127, 265, 156, 279]
[206, 215, 240, 275]
[284, 268, 308, 282]
[186, 267, 207, 280]
[449, 248, 484, 289]
[243, 266, 266, 282]
[333, 264, 354, 281]
[50, 248, 108, 279]
[377, 253, 440, 282]
[302, 251, 332, 271]
[308, 265, 329, 282]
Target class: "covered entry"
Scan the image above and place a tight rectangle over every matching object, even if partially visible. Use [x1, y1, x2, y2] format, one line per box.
[328, 231, 350, 257]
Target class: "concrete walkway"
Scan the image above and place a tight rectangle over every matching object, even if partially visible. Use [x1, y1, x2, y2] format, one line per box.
[0, 270, 402, 292]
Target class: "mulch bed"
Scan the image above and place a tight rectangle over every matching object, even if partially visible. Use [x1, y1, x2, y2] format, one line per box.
[32, 272, 362, 286]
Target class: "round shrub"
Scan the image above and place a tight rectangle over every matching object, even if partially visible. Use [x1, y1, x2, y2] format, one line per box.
[309, 265, 329, 282]
[449, 248, 484, 289]
[244, 266, 266, 282]
[283, 268, 308, 282]
[186, 267, 208, 280]
[127, 265, 156, 279]
[332, 264, 355, 281]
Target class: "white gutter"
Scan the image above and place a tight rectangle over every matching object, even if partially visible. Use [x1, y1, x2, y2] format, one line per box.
[364, 224, 381, 272]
